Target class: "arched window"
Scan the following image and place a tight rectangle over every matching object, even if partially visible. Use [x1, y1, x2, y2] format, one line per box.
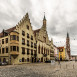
[3, 58, 6, 62]
[22, 58, 25, 62]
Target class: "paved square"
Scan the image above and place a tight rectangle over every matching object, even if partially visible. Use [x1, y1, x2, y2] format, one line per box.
[0, 61, 77, 77]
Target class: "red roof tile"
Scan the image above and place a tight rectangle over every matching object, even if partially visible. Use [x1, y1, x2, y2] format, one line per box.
[0, 26, 16, 38]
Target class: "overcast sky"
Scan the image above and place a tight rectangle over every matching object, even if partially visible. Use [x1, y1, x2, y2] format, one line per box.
[0, 0, 77, 55]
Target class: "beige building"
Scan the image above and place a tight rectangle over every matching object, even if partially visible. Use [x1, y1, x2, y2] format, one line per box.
[34, 15, 54, 62]
[0, 13, 54, 64]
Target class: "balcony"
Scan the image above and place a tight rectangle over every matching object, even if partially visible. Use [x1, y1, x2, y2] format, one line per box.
[10, 51, 19, 56]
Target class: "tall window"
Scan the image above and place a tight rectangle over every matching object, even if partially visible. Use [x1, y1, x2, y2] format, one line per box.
[27, 58, 29, 62]
[2, 39, 4, 44]
[31, 35, 33, 40]
[31, 42, 33, 48]
[22, 38, 25, 45]
[13, 35, 16, 40]
[22, 47, 25, 54]
[6, 48, 8, 53]
[27, 49, 29, 55]
[38, 45, 40, 54]
[13, 46, 16, 51]
[2, 48, 4, 54]
[27, 40, 29, 46]
[41, 47, 43, 54]
[27, 33, 29, 38]
[27, 25, 29, 30]
[31, 49, 33, 55]
[6, 38, 8, 43]
[22, 58, 25, 62]
[22, 30, 25, 36]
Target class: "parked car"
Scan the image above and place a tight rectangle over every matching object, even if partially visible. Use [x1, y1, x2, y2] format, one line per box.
[0, 62, 8, 66]
[45, 60, 51, 63]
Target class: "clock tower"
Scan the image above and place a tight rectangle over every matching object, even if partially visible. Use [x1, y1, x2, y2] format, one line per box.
[66, 32, 71, 59]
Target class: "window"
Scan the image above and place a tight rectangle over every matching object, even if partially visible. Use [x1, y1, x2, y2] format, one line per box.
[31, 35, 33, 40]
[22, 58, 25, 62]
[31, 42, 33, 48]
[38, 45, 40, 54]
[22, 47, 25, 54]
[13, 35, 16, 40]
[6, 48, 8, 53]
[2, 39, 4, 44]
[27, 49, 29, 55]
[13, 46, 16, 51]
[17, 46, 19, 52]
[22, 31, 25, 36]
[2, 48, 4, 54]
[31, 50, 33, 55]
[41, 47, 43, 54]
[17, 36, 19, 41]
[27, 33, 29, 38]
[27, 58, 29, 62]
[27, 25, 29, 30]
[27, 40, 29, 46]
[22, 38, 25, 45]
[6, 38, 8, 43]
[3, 58, 6, 62]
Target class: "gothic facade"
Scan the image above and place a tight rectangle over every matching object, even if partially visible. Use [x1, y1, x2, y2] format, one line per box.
[0, 13, 54, 64]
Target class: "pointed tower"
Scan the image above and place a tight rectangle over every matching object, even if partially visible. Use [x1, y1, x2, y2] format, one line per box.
[66, 32, 71, 59]
[43, 12, 46, 27]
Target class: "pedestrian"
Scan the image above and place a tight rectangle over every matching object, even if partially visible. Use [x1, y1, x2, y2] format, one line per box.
[58, 60, 60, 65]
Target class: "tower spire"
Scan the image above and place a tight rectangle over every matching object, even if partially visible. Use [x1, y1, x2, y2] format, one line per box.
[43, 12, 46, 27]
[67, 32, 69, 38]
[43, 12, 46, 20]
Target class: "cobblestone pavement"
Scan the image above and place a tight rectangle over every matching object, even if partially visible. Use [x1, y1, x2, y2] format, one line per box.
[0, 61, 77, 77]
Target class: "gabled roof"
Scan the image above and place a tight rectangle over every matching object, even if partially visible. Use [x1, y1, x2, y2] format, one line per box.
[0, 26, 16, 37]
